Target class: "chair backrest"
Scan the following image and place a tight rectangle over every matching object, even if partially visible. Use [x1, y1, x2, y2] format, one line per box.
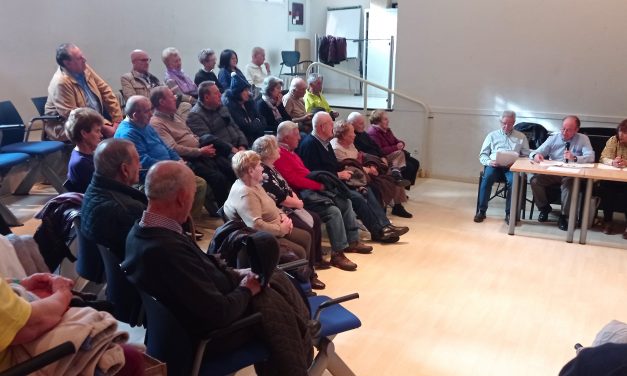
[514, 122, 549, 150]
[0, 124, 26, 146]
[0, 101, 24, 125]
[281, 51, 301, 68]
[579, 127, 616, 138]
[31, 97, 48, 116]
[587, 134, 610, 163]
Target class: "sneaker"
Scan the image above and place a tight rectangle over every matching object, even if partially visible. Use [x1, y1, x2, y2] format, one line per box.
[474, 211, 486, 223]
[391, 204, 413, 218]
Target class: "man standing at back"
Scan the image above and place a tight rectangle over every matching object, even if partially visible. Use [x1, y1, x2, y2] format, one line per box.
[45, 43, 123, 139]
[475, 110, 530, 224]
[530, 115, 594, 230]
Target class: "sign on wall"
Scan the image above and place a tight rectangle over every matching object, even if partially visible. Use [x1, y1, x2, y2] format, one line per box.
[288, 0, 306, 31]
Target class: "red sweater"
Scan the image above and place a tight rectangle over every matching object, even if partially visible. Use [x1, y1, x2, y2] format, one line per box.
[274, 146, 323, 192]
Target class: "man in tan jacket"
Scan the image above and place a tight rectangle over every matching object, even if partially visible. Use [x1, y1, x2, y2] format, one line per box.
[45, 43, 122, 139]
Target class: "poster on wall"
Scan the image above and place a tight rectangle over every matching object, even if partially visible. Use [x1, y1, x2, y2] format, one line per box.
[288, 0, 306, 31]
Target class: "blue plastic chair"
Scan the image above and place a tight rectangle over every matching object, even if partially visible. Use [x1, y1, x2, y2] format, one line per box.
[0, 152, 30, 225]
[0, 100, 66, 194]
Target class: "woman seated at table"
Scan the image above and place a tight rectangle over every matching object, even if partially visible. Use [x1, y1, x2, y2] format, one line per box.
[598, 120, 627, 238]
[256, 76, 291, 134]
[331, 121, 413, 218]
[252, 135, 327, 289]
[64, 107, 103, 193]
[223, 150, 314, 280]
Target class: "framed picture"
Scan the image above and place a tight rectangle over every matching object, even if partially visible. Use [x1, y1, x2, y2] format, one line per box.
[288, 0, 306, 31]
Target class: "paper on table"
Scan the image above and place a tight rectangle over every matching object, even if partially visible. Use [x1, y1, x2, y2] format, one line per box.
[561, 163, 595, 168]
[547, 166, 581, 173]
[495, 151, 519, 166]
[539, 160, 563, 166]
[596, 164, 624, 170]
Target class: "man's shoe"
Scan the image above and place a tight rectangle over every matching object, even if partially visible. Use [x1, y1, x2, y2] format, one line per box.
[558, 215, 568, 231]
[538, 207, 551, 222]
[602, 222, 614, 235]
[474, 212, 486, 223]
[346, 241, 373, 254]
[372, 229, 400, 243]
[331, 252, 357, 271]
[391, 170, 411, 188]
[314, 259, 332, 270]
[385, 224, 409, 237]
[310, 276, 326, 290]
[504, 214, 510, 225]
[391, 204, 413, 218]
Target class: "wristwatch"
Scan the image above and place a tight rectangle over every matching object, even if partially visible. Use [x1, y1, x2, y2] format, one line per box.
[573, 156, 578, 162]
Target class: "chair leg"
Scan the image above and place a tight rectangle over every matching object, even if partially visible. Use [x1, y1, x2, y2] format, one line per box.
[0, 200, 21, 226]
[14, 157, 66, 195]
[309, 338, 356, 376]
[40, 158, 67, 194]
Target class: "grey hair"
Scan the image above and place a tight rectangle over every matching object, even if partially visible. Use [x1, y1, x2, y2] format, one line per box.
[125, 95, 149, 116]
[500, 110, 516, 121]
[145, 161, 194, 200]
[312, 111, 331, 131]
[198, 81, 216, 99]
[346, 112, 363, 124]
[93, 138, 135, 179]
[260, 76, 283, 97]
[251, 46, 264, 57]
[333, 120, 352, 139]
[55, 43, 77, 67]
[198, 48, 215, 64]
[251, 135, 279, 160]
[161, 47, 179, 64]
[150, 86, 170, 110]
[276, 121, 299, 141]
[307, 73, 322, 85]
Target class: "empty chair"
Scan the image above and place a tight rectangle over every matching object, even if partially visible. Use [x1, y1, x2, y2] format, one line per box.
[279, 51, 312, 82]
[0, 152, 30, 226]
[0, 100, 66, 194]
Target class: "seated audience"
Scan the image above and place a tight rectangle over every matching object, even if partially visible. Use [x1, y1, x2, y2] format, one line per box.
[121, 49, 192, 120]
[194, 48, 222, 91]
[82, 138, 145, 261]
[598, 119, 627, 237]
[217, 49, 247, 93]
[252, 135, 327, 288]
[530, 115, 594, 231]
[114, 95, 208, 220]
[223, 151, 313, 271]
[162, 47, 198, 98]
[368, 109, 420, 187]
[187, 81, 249, 151]
[122, 161, 314, 375]
[332, 120, 413, 218]
[274, 121, 369, 271]
[475, 110, 530, 224]
[298, 112, 408, 244]
[45, 43, 122, 139]
[245, 47, 271, 95]
[256, 76, 291, 134]
[150, 86, 235, 210]
[303, 73, 339, 120]
[283, 77, 313, 134]
[63, 107, 103, 193]
[222, 72, 266, 146]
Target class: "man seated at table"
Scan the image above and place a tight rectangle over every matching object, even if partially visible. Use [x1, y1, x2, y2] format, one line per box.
[529, 115, 594, 230]
[475, 110, 530, 224]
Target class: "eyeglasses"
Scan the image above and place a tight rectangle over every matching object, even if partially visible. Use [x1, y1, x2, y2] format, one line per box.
[134, 58, 151, 63]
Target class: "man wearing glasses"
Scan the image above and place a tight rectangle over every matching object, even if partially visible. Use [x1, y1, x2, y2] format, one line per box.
[475, 110, 530, 224]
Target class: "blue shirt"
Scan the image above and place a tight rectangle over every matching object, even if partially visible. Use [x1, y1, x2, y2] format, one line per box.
[114, 118, 180, 182]
[72, 72, 101, 112]
[530, 132, 594, 163]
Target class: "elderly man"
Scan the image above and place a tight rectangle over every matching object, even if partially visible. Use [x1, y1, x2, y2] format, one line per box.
[245, 47, 271, 90]
[45, 43, 122, 139]
[303, 73, 339, 120]
[187, 81, 249, 151]
[475, 110, 530, 224]
[283, 77, 313, 134]
[122, 161, 313, 375]
[113, 95, 209, 221]
[275, 121, 372, 271]
[150, 86, 235, 209]
[298, 112, 408, 243]
[530, 115, 594, 230]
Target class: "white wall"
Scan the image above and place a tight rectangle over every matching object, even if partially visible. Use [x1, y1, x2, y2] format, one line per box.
[393, 0, 627, 181]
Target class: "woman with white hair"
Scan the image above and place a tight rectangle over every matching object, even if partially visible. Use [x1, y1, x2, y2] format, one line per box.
[194, 48, 222, 91]
[252, 135, 328, 290]
[162, 47, 198, 98]
[223, 150, 314, 282]
[256, 76, 291, 134]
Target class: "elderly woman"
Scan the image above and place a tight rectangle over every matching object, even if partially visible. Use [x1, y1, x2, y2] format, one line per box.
[332, 120, 413, 218]
[64, 107, 103, 192]
[223, 150, 314, 280]
[252, 135, 328, 289]
[194, 48, 223, 92]
[598, 120, 627, 237]
[368, 109, 420, 187]
[256, 76, 292, 134]
[217, 49, 247, 93]
[222, 72, 266, 147]
[162, 47, 198, 98]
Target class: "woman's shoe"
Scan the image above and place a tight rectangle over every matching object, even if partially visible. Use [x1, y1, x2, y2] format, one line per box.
[602, 221, 614, 235]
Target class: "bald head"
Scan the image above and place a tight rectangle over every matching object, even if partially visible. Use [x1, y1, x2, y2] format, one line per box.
[289, 77, 307, 98]
[145, 161, 196, 223]
[312, 112, 334, 141]
[130, 50, 151, 74]
[125, 96, 152, 126]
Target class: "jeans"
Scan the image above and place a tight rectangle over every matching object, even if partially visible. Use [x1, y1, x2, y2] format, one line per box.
[308, 195, 359, 253]
[348, 188, 390, 235]
[477, 166, 513, 215]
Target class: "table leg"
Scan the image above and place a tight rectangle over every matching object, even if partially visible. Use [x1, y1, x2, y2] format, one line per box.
[508, 172, 519, 235]
[579, 178, 593, 244]
[566, 177, 580, 243]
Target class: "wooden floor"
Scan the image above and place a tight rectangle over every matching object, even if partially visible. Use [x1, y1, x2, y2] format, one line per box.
[9, 179, 627, 376]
